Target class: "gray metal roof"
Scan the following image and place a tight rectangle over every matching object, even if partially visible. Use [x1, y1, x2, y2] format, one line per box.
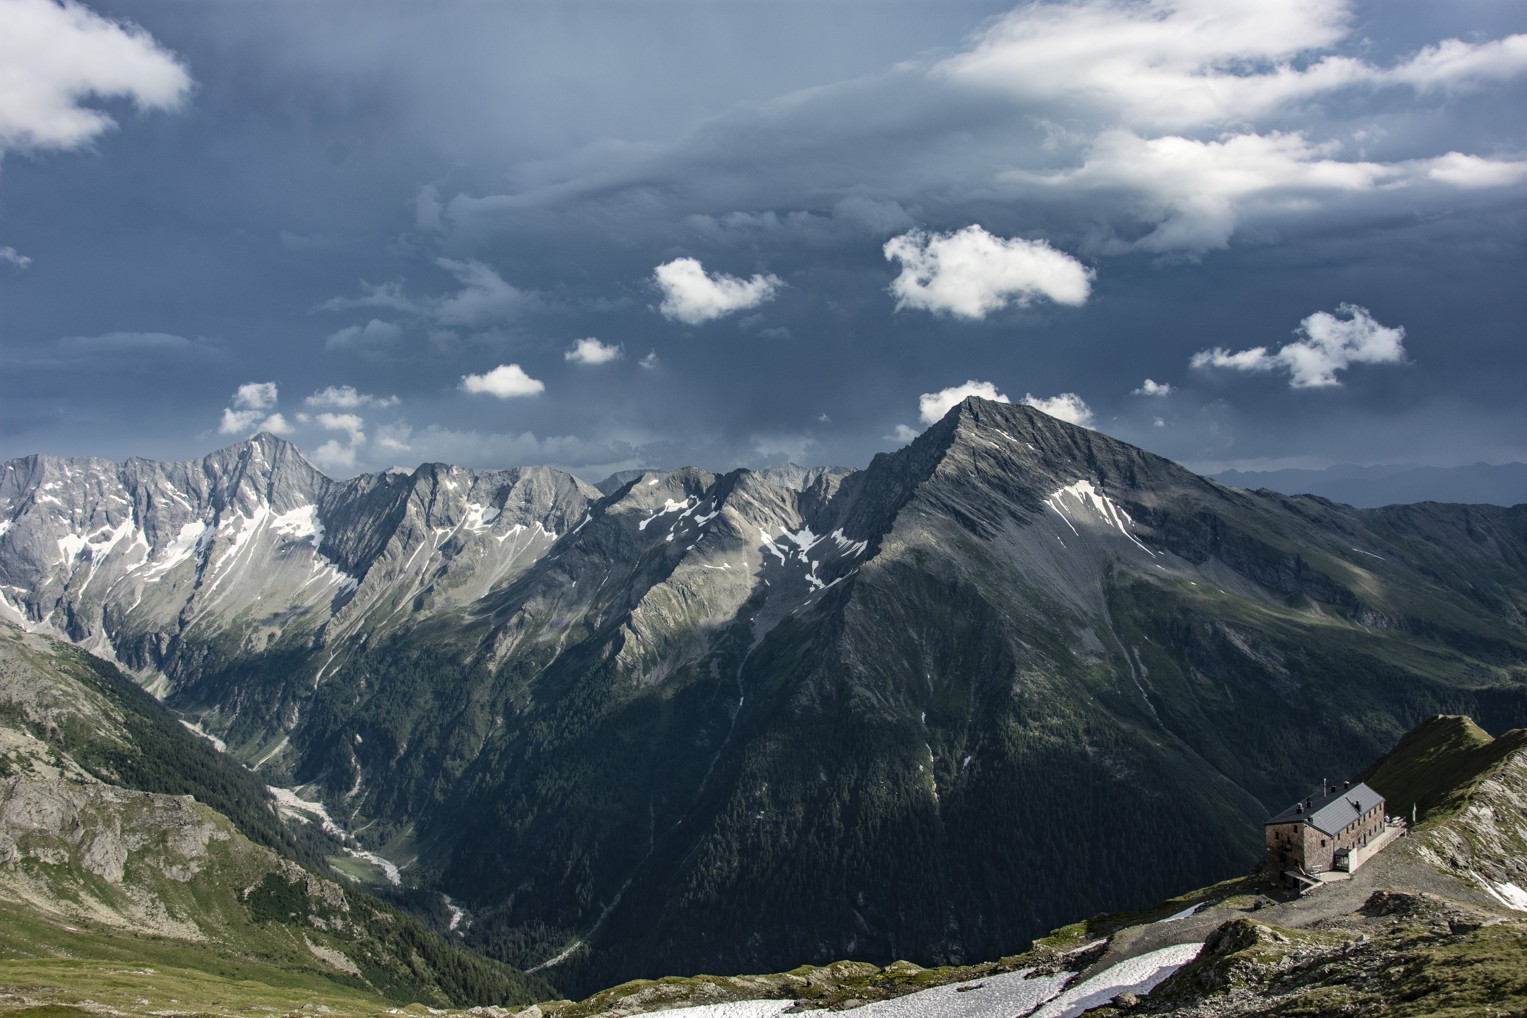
[1265, 781, 1385, 836]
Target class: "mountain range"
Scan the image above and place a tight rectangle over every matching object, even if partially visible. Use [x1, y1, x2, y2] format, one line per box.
[1211, 461, 1527, 509]
[2, 397, 1525, 995]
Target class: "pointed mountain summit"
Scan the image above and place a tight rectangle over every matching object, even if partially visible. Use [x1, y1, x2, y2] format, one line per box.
[2, 399, 1525, 993]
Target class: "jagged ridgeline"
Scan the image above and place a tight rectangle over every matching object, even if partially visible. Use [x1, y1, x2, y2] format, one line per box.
[2, 397, 1526, 994]
[0, 623, 552, 1009]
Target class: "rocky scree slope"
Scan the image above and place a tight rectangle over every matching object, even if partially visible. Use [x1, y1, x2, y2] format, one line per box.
[2, 399, 1526, 994]
[0, 621, 550, 1009]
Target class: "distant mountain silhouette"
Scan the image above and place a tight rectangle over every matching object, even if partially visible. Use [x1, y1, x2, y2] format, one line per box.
[1212, 461, 1527, 508]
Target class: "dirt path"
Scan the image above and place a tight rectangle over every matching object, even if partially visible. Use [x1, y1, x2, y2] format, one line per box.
[1078, 835, 1499, 980]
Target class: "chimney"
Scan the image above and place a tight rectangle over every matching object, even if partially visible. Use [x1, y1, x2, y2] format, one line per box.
[1344, 780, 1351, 790]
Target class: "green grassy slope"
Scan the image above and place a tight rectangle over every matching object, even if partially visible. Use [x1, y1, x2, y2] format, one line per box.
[1361, 713, 1527, 827]
[0, 622, 554, 1012]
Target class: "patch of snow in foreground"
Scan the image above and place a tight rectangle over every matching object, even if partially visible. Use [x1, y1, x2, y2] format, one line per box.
[846, 967, 1070, 1018]
[1478, 874, 1527, 911]
[646, 1003, 792, 1017]
[646, 967, 1072, 1018]
[1155, 902, 1203, 923]
[1030, 943, 1202, 1018]
[1497, 882, 1527, 911]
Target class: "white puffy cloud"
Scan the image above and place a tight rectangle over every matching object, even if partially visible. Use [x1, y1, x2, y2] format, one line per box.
[217, 382, 291, 436]
[1192, 346, 1279, 374]
[918, 379, 1010, 425]
[310, 439, 359, 472]
[315, 412, 366, 445]
[460, 363, 545, 398]
[304, 411, 372, 473]
[1387, 34, 1527, 92]
[325, 319, 404, 352]
[938, 0, 1527, 131]
[938, 0, 1348, 129]
[936, 1, 1527, 254]
[1022, 392, 1095, 428]
[886, 424, 921, 444]
[305, 385, 399, 409]
[1191, 303, 1406, 388]
[639, 350, 660, 369]
[219, 408, 291, 435]
[256, 413, 293, 435]
[435, 258, 535, 325]
[0, 246, 32, 269]
[1421, 152, 1527, 189]
[1134, 379, 1173, 396]
[564, 337, 623, 364]
[232, 382, 277, 411]
[1012, 131, 1393, 253]
[653, 257, 783, 324]
[884, 225, 1092, 319]
[0, 0, 191, 154]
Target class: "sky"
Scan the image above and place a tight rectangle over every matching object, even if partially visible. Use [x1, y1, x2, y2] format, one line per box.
[2, 0, 1525, 484]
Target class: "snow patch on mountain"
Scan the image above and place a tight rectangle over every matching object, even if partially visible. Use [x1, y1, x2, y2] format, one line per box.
[640, 497, 700, 531]
[465, 503, 500, 529]
[829, 529, 869, 557]
[141, 520, 209, 579]
[1044, 479, 1156, 557]
[271, 504, 323, 546]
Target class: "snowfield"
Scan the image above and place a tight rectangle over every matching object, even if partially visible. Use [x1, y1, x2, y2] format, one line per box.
[644, 945, 1200, 1017]
[1030, 943, 1203, 1018]
[641, 1004, 791, 1018]
[830, 967, 1071, 1018]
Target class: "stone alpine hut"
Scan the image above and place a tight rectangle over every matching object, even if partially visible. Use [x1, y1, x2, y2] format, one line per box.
[1265, 780, 1386, 877]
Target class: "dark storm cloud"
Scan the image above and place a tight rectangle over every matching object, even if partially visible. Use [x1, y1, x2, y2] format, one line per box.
[1, 0, 1525, 488]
